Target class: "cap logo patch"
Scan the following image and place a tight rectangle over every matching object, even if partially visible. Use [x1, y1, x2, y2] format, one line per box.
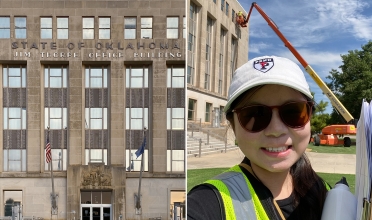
[253, 58, 274, 73]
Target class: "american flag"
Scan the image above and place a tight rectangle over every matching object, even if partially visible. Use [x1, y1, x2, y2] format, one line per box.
[46, 136, 51, 163]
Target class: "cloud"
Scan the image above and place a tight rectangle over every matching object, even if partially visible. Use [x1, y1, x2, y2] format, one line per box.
[248, 0, 372, 46]
[248, 42, 271, 53]
[275, 49, 343, 77]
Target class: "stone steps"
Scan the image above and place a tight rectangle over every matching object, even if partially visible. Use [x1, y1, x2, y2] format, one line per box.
[187, 131, 238, 157]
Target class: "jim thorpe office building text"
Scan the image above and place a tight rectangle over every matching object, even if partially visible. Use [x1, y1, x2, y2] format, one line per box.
[0, 0, 186, 220]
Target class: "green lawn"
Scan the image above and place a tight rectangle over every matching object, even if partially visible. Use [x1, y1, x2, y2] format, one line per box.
[307, 137, 356, 154]
[188, 168, 355, 193]
[307, 144, 356, 154]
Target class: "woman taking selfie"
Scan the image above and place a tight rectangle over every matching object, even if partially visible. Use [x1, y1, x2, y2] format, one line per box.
[187, 56, 330, 220]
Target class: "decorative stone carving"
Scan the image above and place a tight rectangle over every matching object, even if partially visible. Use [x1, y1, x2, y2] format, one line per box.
[81, 163, 112, 187]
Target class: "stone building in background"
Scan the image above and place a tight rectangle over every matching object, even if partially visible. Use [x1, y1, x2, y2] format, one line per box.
[0, 0, 186, 219]
[187, 0, 248, 127]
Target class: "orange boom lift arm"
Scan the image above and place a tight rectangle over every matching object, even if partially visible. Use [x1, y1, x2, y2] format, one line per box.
[244, 2, 354, 124]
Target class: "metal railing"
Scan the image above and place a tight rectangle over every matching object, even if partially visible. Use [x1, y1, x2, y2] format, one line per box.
[187, 120, 230, 157]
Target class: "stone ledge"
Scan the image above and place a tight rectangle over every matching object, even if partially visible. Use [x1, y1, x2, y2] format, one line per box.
[0, 172, 67, 178]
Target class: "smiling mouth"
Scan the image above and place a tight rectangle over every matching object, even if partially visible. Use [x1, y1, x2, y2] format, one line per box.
[262, 146, 291, 153]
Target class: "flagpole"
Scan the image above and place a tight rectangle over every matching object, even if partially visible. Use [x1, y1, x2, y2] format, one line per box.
[48, 127, 57, 214]
[136, 127, 147, 213]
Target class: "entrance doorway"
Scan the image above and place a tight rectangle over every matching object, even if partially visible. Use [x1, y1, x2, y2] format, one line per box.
[81, 191, 112, 220]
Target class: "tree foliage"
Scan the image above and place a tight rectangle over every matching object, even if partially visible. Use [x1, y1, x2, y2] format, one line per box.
[326, 41, 372, 124]
[311, 99, 330, 134]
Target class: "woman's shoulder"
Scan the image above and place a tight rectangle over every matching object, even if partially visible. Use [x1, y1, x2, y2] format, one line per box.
[187, 184, 224, 220]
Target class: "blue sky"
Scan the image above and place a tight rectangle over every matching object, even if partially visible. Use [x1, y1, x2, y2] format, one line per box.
[239, 0, 372, 114]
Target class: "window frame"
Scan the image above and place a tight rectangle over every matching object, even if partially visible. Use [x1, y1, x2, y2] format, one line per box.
[167, 17, 179, 39]
[99, 17, 110, 39]
[85, 66, 109, 165]
[124, 17, 136, 39]
[57, 17, 69, 39]
[82, 17, 95, 39]
[40, 17, 53, 39]
[14, 17, 26, 39]
[140, 17, 153, 39]
[0, 17, 10, 39]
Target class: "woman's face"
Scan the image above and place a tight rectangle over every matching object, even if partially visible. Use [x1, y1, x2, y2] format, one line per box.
[233, 84, 311, 172]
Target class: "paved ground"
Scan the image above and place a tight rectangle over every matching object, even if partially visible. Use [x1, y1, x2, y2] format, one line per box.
[187, 148, 356, 174]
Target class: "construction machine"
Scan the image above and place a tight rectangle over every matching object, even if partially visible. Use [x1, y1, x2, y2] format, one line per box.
[240, 2, 357, 147]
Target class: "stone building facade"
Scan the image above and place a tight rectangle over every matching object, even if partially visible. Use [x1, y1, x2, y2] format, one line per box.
[187, 0, 248, 126]
[0, 1, 186, 220]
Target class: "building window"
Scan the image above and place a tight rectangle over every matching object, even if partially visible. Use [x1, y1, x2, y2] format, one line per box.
[126, 108, 148, 130]
[15, 17, 26, 39]
[236, 26, 241, 39]
[167, 17, 179, 39]
[220, 106, 225, 124]
[81, 191, 112, 204]
[167, 67, 185, 88]
[205, 17, 213, 90]
[141, 17, 152, 39]
[231, 37, 238, 78]
[167, 108, 184, 130]
[4, 191, 22, 217]
[83, 17, 94, 39]
[188, 99, 196, 121]
[0, 17, 10, 38]
[3, 66, 27, 172]
[44, 66, 68, 171]
[221, 0, 225, 11]
[85, 66, 109, 165]
[183, 16, 186, 38]
[219, 28, 226, 95]
[124, 17, 136, 39]
[167, 66, 185, 172]
[57, 17, 68, 39]
[170, 191, 186, 220]
[188, 2, 197, 85]
[125, 66, 150, 172]
[232, 9, 235, 22]
[205, 103, 212, 122]
[99, 17, 110, 39]
[125, 67, 148, 88]
[213, 0, 216, 3]
[41, 17, 52, 39]
[226, 2, 229, 16]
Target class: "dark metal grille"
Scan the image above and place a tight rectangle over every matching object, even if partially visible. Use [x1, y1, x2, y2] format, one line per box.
[167, 88, 185, 108]
[3, 88, 26, 107]
[125, 88, 149, 108]
[45, 88, 68, 107]
[3, 130, 26, 149]
[167, 130, 185, 150]
[44, 130, 67, 149]
[125, 130, 149, 150]
[85, 130, 109, 149]
[85, 88, 109, 108]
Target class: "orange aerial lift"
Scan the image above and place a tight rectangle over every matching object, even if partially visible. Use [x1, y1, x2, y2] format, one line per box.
[238, 2, 357, 147]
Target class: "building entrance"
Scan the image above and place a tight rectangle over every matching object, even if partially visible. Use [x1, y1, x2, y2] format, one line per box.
[81, 206, 111, 220]
[80, 191, 112, 220]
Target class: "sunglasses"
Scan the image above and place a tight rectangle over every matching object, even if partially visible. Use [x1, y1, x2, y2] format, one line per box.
[232, 101, 314, 132]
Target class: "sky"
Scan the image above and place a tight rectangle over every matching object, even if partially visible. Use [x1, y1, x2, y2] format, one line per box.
[239, 0, 372, 114]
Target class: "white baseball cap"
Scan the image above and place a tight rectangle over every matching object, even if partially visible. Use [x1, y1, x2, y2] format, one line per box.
[224, 55, 312, 112]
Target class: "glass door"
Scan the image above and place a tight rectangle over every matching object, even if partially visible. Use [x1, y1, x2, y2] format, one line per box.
[81, 191, 112, 220]
[81, 206, 111, 220]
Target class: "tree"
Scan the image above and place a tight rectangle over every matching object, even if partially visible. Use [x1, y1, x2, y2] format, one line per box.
[326, 41, 372, 124]
[311, 99, 330, 134]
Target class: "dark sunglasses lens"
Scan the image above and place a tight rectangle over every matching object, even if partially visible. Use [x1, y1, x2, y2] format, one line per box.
[280, 102, 310, 127]
[239, 105, 272, 132]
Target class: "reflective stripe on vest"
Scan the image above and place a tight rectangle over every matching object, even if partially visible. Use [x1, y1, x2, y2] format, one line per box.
[205, 165, 270, 220]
